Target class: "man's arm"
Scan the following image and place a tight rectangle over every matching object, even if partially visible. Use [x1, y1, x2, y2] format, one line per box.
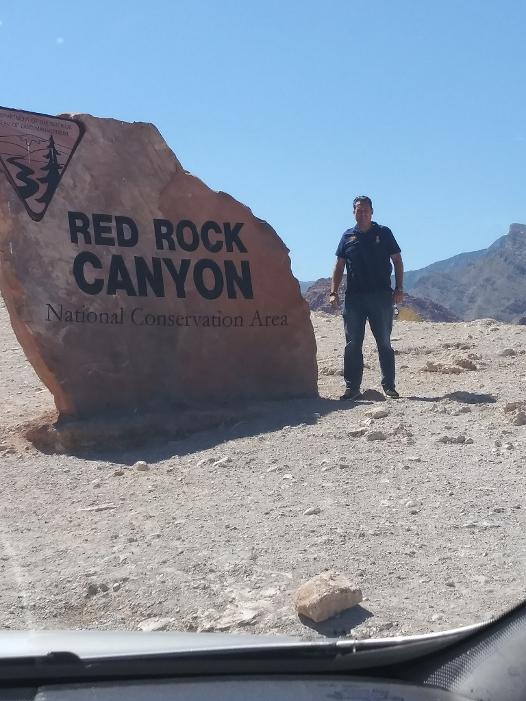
[391, 252, 404, 304]
[329, 258, 345, 306]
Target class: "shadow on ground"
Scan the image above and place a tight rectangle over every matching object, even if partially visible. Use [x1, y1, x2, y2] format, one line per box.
[405, 391, 497, 404]
[22, 392, 373, 463]
[20, 388, 495, 463]
[299, 604, 373, 638]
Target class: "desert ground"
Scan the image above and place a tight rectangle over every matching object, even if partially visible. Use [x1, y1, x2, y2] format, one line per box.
[1, 298, 525, 639]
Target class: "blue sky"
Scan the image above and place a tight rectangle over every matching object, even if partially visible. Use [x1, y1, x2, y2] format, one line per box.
[1, 0, 525, 280]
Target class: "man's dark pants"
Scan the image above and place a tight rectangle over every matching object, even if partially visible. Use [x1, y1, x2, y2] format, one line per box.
[343, 290, 395, 391]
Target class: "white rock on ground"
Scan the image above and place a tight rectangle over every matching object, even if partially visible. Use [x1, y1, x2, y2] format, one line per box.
[293, 571, 363, 623]
[366, 408, 390, 419]
[138, 617, 174, 632]
[303, 506, 322, 516]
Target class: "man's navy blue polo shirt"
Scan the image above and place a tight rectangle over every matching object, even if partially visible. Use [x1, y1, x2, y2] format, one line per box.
[335, 222, 401, 294]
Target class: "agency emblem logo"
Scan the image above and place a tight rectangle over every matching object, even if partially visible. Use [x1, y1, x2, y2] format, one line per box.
[0, 106, 84, 221]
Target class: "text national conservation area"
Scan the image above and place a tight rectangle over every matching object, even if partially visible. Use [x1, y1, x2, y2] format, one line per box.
[45, 305, 288, 328]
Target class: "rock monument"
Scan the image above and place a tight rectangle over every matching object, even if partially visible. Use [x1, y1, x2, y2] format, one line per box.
[0, 107, 317, 418]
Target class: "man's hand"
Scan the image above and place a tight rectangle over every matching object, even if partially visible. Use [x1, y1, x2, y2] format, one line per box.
[393, 288, 404, 305]
[330, 259, 345, 308]
[329, 292, 340, 307]
[391, 254, 404, 305]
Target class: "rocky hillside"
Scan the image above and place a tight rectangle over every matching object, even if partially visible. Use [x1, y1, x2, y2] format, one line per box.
[408, 224, 526, 322]
[403, 294, 461, 322]
[304, 278, 459, 322]
[299, 280, 315, 294]
[403, 249, 488, 290]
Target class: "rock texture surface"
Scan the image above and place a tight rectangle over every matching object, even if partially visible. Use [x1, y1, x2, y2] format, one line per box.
[0, 112, 317, 417]
[294, 572, 362, 622]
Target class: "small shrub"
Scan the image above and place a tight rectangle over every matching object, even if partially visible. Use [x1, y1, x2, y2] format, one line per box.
[397, 307, 423, 322]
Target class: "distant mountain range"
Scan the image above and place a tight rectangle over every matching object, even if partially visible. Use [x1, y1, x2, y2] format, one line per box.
[300, 223, 526, 322]
[402, 249, 488, 290]
[407, 223, 526, 322]
[298, 280, 315, 294]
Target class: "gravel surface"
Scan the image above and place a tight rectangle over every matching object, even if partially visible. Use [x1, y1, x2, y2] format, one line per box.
[1, 299, 526, 639]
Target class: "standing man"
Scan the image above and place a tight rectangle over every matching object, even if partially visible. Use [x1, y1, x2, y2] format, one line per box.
[330, 195, 404, 400]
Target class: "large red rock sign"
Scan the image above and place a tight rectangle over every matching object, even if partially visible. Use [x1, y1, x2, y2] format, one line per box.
[0, 108, 317, 418]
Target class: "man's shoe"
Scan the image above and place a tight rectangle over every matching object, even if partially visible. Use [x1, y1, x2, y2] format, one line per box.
[383, 386, 400, 399]
[339, 388, 362, 401]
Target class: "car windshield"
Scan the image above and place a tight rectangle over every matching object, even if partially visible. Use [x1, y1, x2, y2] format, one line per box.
[0, 0, 525, 644]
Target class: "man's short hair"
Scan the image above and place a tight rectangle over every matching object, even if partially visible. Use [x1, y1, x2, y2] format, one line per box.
[353, 195, 373, 210]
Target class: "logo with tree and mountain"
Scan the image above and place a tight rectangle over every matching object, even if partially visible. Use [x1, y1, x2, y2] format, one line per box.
[0, 107, 84, 221]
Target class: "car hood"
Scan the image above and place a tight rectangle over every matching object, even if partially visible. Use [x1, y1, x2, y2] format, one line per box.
[0, 623, 484, 660]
